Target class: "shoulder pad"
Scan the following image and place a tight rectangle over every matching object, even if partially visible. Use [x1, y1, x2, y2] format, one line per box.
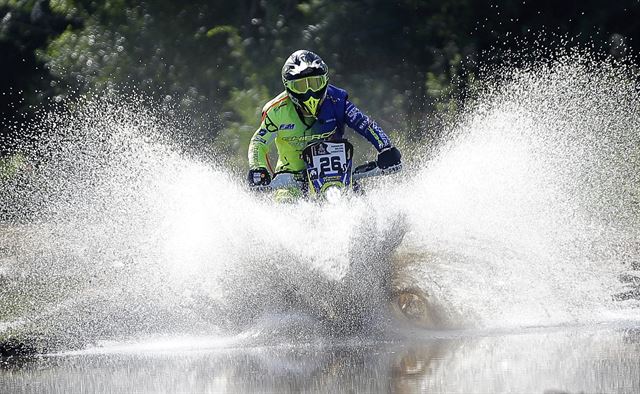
[262, 91, 289, 114]
[326, 85, 348, 103]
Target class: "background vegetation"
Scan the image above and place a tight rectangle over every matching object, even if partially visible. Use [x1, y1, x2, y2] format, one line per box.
[1, 0, 639, 171]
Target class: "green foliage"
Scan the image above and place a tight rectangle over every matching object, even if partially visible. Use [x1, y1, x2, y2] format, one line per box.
[2, 0, 640, 164]
[217, 86, 271, 170]
[0, 153, 27, 181]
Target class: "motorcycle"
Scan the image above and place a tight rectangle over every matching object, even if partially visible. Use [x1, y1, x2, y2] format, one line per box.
[250, 140, 402, 201]
[246, 139, 406, 333]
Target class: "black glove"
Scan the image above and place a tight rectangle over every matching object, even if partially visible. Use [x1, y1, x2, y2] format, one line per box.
[247, 167, 271, 186]
[377, 147, 402, 169]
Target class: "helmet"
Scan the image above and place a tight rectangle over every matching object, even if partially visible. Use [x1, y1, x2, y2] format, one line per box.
[281, 50, 329, 117]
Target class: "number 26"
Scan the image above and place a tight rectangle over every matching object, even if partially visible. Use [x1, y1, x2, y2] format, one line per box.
[319, 156, 341, 173]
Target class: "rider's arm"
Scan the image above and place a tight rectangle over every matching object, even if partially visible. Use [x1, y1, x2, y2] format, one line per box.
[343, 99, 392, 152]
[248, 112, 278, 171]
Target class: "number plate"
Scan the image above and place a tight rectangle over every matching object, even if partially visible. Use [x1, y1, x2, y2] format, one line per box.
[309, 143, 347, 179]
[302, 140, 354, 196]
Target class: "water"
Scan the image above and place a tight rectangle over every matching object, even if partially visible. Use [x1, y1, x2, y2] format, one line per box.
[1, 52, 640, 391]
[2, 325, 639, 393]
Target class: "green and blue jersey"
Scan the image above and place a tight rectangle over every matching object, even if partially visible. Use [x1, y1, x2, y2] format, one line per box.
[248, 85, 392, 173]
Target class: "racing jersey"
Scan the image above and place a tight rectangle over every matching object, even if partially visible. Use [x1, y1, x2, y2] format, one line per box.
[248, 85, 392, 173]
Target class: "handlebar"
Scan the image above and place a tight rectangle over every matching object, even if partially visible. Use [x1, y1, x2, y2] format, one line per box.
[249, 162, 402, 192]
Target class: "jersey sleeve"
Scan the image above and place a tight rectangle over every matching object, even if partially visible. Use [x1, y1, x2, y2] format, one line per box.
[343, 99, 392, 152]
[248, 112, 278, 171]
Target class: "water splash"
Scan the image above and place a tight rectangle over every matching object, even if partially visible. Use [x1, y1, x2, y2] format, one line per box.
[394, 52, 640, 329]
[1, 51, 640, 353]
[0, 93, 407, 351]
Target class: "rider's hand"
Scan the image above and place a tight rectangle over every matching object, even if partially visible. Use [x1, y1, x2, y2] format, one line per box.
[377, 146, 402, 169]
[247, 167, 271, 186]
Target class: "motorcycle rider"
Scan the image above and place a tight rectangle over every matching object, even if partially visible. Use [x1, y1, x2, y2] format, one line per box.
[247, 50, 401, 195]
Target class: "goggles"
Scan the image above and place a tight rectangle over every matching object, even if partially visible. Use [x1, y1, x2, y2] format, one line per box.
[285, 75, 328, 94]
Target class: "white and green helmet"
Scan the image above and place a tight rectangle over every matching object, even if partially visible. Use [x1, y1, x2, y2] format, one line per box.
[281, 50, 329, 117]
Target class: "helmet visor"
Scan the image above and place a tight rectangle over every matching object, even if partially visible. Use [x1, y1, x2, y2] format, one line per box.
[285, 75, 328, 94]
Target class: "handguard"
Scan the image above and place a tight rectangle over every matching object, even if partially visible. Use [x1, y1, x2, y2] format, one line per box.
[377, 147, 402, 169]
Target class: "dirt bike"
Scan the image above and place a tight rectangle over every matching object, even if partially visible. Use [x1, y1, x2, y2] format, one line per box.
[247, 139, 406, 332]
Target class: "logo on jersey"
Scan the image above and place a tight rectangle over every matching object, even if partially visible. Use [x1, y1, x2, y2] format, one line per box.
[252, 137, 267, 144]
[346, 105, 359, 123]
[280, 130, 336, 142]
[279, 124, 295, 130]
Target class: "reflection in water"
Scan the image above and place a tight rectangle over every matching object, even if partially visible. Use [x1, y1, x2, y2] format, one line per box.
[2, 325, 639, 393]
